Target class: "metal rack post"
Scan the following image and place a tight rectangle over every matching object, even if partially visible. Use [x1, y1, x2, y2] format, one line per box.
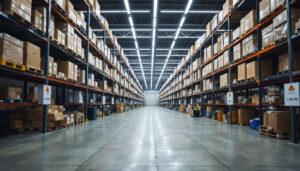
[84, 7, 90, 120]
[286, 0, 297, 143]
[228, 17, 232, 124]
[42, 0, 52, 133]
[211, 35, 215, 112]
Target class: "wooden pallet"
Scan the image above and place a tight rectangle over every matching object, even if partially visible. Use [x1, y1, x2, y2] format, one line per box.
[53, 39, 66, 48]
[236, 79, 245, 84]
[25, 66, 43, 74]
[262, 42, 275, 50]
[246, 77, 257, 82]
[259, 126, 290, 139]
[0, 59, 25, 71]
[275, 35, 287, 44]
[238, 123, 249, 126]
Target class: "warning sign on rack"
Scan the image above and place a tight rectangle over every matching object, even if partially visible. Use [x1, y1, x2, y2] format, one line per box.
[284, 82, 300, 106]
[38, 85, 52, 105]
[227, 92, 234, 105]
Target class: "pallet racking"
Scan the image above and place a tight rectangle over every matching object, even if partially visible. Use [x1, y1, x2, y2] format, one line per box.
[0, 0, 144, 133]
[158, 0, 300, 143]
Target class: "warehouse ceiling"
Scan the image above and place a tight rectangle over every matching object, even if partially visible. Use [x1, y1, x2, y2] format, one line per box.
[97, 0, 225, 90]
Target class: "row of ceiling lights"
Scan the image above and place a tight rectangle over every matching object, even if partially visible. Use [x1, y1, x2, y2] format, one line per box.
[154, 0, 194, 89]
[100, 10, 220, 14]
[124, 0, 148, 89]
[151, 0, 158, 89]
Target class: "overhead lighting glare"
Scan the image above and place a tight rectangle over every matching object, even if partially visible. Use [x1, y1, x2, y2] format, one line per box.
[174, 28, 181, 40]
[155, 0, 193, 89]
[160, 10, 220, 14]
[123, 0, 147, 89]
[151, 0, 159, 89]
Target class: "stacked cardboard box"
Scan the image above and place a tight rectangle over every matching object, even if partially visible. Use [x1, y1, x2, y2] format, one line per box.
[58, 61, 77, 81]
[263, 111, 290, 132]
[3, 0, 32, 23]
[238, 63, 246, 82]
[0, 33, 23, 64]
[0, 87, 22, 100]
[232, 27, 240, 41]
[273, 9, 300, 42]
[238, 108, 255, 125]
[233, 43, 242, 61]
[222, 0, 233, 18]
[246, 61, 258, 80]
[32, 9, 43, 31]
[259, 0, 271, 21]
[242, 34, 257, 57]
[240, 10, 257, 35]
[23, 42, 41, 70]
[262, 24, 273, 49]
[263, 85, 282, 104]
[220, 73, 228, 88]
[278, 52, 300, 73]
[65, 0, 77, 23]
[54, 29, 66, 46]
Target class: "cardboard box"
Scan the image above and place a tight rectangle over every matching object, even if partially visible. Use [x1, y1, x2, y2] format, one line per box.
[32, 9, 43, 30]
[238, 108, 256, 125]
[232, 27, 240, 40]
[243, 10, 257, 35]
[260, 0, 271, 21]
[4, 0, 32, 23]
[262, 24, 274, 49]
[0, 33, 23, 64]
[233, 43, 242, 61]
[206, 21, 212, 36]
[54, 0, 66, 12]
[246, 61, 258, 80]
[242, 34, 257, 57]
[78, 69, 85, 83]
[252, 95, 260, 104]
[223, 0, 233, 18]
[65, 0, 76, 23]
[23, 42, 41, 70]
[52, 61, 57, 75]
[238, 63, 246, 81]
[278, 52, 300, 73]
[261, 58, 273, 78]
[0, 87, 22, 99]
[58, 61, 74, 80]
[265, 111, 290, 132]
[220, 73, 228, 88]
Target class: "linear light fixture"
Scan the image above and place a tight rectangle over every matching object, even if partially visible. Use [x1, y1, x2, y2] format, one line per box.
[160, 10, 220, 13]
[151, 0, 159, 89]
[123, 48, 189, 51]
[155, 0, 193, 89]
[100, 10, 150, 13]
[124, 0, 148, 89]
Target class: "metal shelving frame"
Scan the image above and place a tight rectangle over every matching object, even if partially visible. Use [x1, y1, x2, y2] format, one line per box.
[158, 0, 299, 143]
[0, 0, 144, 133]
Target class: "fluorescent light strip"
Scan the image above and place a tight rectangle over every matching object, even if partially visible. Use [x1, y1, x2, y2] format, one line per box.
[124, 0, 147, 89]
[160, 10, 220, 13]
[155, 0, 193, 89]
[151, 0, 158, 89]
[100, 10, 150, 13]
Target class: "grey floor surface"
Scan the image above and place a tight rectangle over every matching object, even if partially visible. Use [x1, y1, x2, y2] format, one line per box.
[0, 106, 300, 171]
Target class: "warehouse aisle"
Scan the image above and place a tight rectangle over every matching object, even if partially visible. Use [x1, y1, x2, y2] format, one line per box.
[0, 106, 300, 171]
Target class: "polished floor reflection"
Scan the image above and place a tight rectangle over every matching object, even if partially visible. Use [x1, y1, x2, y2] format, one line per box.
[0, 106, 300, 171]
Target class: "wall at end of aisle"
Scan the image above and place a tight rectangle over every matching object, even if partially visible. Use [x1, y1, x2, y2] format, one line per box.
[144, 90, 159, 106]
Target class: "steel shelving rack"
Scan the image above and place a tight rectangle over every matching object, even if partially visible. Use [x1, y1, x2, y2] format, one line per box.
[0, 0, 144, 133]
[158, 0, 300, 143]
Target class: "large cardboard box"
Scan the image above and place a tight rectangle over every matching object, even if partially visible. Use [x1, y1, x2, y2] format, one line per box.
[242, 34, 257, 57]
[260, 0, 271, 21]
[278, 52, 300, 73]
[206, 21, 212, 36]
[0, 87, 22, 99]
[54, 0, 66, 12]
[4, 0, 32, 23]
[223, 0, 233, 18]
[246, 61, 258, 80]
[265, 111, 290, 132]
[58, 61, 74, 80]
[241, 10, 257, 35]
[23, 42, 41, 70]
[261, 58, 273, 78]
[65, 0, 76, 23]
[238, 63, 246, 81]
[220, 73, 228, 88]
[252, 95, 260, 104]
[0, 33, 23, 64]
[78, 69, 85, 83]
[262, 24, 274, 49]
[32, 9, 43, 30]
[233, 43, 242, 61]
[238, 108, 256, 125]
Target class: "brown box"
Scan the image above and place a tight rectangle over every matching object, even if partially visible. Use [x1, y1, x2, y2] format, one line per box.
[73, 64, 78, 81]
[278, 52, 300, 73]
[260, 0, 271, 21]
[52, 61, 58, 75]
[238, 63, 246, 81]
[262, 24, 274, 49]
[252, 95, 260, 104]
[223, 0, 233, 18]
[241, 10, 257, 35]
[242, 34, 257, 57]
[58, 61, 74, 80]
[65, 0, 76, 23]
[4, 0, 32, 23]
[0, 33, 23, 64]
[206, 21, 212, 36]
[0, 87, 22, 99]
[54, 0, 66, 12]
[261, 58, 273, 78]
[265, 111, 290, 132]
[233, 43, 242, 61]
[238, 108, 256, 125]
[220, 73, 228, 88]
[246, 61, 258, 80]
[23, 42, 41, 70]
[32, 9, 43, 30]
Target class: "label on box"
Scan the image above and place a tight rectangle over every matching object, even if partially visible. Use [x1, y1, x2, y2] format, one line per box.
[284, 83, 300, 106]
[227, 92, 234, 105]
[38, 85, 52, 105]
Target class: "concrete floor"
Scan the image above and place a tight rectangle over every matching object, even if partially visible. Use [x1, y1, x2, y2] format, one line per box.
[0, 106, 300, 171]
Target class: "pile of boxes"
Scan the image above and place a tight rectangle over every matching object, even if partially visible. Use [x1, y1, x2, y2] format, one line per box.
[58, 61, 78, 81]
[263, 85, 283, 104]
[0, 87, 22, 100]
[262, 110, 291, 133]
[3, 0, 32, 23]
